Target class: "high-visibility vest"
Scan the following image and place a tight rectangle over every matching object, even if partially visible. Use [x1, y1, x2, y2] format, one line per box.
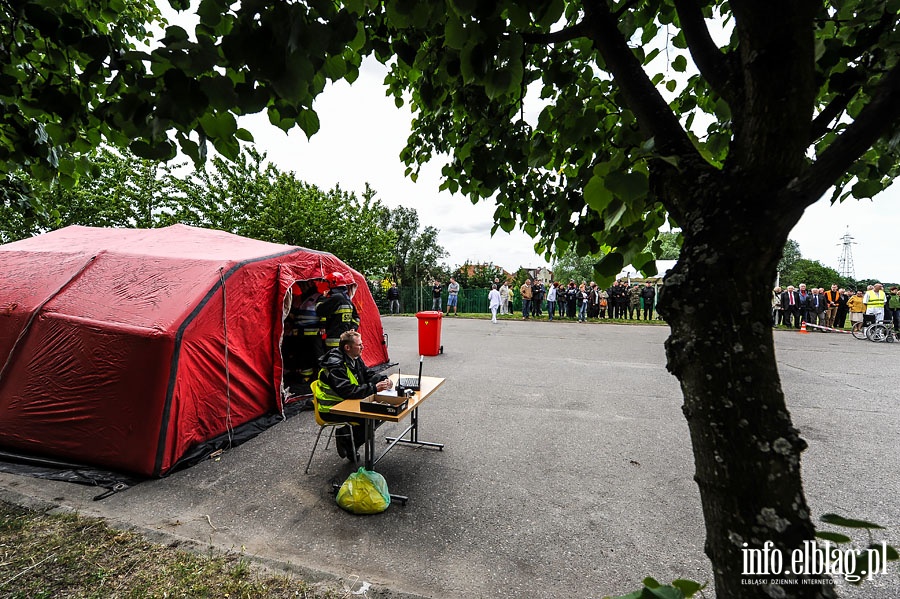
[313, 366, 358, 414]
[864, 290, 886, 308]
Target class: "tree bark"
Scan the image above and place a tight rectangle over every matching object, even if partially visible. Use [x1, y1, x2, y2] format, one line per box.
[658, 185, 837, 598]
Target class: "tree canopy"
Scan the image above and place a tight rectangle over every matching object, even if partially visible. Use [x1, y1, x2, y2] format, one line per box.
[1, 0, 364, 212]
[551, 244, 602, 284]
[378, 204, 448, 285]
[452, 261, 507, 288]
[0, 147, 397, 274]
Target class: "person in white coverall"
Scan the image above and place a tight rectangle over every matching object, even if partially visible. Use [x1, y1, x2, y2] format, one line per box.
[488, 284, 502, 323]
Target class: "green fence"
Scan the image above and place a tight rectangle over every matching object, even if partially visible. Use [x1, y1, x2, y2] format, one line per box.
[368, 283, 657, 316]
[369, 284, 505, 315]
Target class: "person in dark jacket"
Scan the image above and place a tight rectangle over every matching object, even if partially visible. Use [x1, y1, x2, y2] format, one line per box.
[315, 330, 392, 460]
[640, 282, 656, 320]
[781, 285, 802, 329]
[805, 287, 826, 326]
[834, 288, 850, 329]
[316, 272, 360, 350]
[386, 282, 401, 314]
[565, 281, 578, 319]
[283, 281, 323, 388]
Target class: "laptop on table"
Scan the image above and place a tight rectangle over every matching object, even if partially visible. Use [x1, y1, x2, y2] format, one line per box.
[398, 355, 424, 391]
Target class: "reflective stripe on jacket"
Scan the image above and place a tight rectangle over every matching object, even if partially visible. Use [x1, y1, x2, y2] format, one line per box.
[314, 365, 358, 414]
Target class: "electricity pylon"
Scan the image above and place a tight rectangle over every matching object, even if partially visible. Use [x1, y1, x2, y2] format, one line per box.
[837, 228, 856, 280]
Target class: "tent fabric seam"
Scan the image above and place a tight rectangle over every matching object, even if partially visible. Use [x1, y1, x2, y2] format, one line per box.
[0, 254, 98, 386]
[153, 247, 299, 476]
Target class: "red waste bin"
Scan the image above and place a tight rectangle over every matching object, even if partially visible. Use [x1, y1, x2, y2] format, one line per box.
[415, 311, 443, 356]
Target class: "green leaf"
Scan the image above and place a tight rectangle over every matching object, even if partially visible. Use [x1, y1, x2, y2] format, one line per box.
[815, 531, 852, 543]
[498, 216, 515, 232]
[820, 513, 885, 529]
[671, 579, 705, 597]
[485, 68, 513, 100]
[584, 175, 614, 213]
[296, 109, 321, 137]
[604, 170, 649, 203]
[199, 111, 237, 140]
[656, 155, 681, 169]
[235, 128, 254, 142]
[323, 55, 347, 80]
[535, 0, 565, 28]
[850, 178, 882, 198]
[177, 136, 202, 164]
[161, 26, 189, 44]
[672, 55, 687, 72]
[595, 252, 624, 277]
[714, 98, 732, 121]
[445, 17, 467, 50]
[647, 586, 686, 599]
[130, 139, 176, 161]
[643, 577, 661, 589]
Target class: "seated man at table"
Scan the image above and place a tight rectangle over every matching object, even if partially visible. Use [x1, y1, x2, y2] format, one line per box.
[313, 330, 393, 460]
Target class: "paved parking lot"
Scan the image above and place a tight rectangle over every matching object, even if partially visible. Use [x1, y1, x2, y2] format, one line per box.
[1, 317, 898, 598]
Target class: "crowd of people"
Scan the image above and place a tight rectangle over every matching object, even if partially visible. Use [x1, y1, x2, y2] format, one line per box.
[482, 278, 660, 322]
[772, 282, 900, 332]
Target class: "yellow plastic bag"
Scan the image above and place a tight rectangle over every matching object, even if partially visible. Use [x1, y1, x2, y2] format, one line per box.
[336, 468, 391, 514]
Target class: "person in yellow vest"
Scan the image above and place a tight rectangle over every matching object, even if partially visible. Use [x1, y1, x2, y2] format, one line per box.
[863, 283, 887, 324]
[846, 290, 866, 333]
[314, 330, 392, 461]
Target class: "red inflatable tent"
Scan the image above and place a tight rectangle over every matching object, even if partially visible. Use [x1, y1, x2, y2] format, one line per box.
[0, 225, 388, 477]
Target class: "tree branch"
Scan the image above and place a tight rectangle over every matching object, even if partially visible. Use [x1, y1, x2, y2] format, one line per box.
[672, 0, 738, 102]
[808, 82, 861, 142]
[794, 61, 900, 202]
[613, 0, 642, 19]
[581, 3, 697, 160]
[520, 21, 588, 45]
[808, 10, 894, 142]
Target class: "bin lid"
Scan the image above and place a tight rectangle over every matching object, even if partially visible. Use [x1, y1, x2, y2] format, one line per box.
[416, 311, 444, 319]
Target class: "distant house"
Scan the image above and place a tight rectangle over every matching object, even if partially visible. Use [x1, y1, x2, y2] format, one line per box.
[615, 260, 677, 283]
[459, 262, 514, 285]
[526, 266, 553, 285]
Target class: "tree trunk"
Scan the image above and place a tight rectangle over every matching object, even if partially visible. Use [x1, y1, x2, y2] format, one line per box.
[658, 188, 837, 599]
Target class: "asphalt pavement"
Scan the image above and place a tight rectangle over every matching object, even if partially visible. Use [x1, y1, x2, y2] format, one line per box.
[1, 316, 898, 598]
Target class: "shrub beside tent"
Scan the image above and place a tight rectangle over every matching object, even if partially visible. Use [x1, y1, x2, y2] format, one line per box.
[0, 225, 388, 477]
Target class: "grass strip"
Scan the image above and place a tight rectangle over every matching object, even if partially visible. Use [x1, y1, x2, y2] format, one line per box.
[0, 501, 337, 598]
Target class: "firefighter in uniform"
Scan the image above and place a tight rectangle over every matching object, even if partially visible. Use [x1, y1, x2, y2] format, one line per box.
[316, 272, 360, 350]
[283, 281, 323, 388]
[313, 330, 391, 460]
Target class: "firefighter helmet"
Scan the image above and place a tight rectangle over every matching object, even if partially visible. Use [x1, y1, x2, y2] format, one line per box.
[327, 272, 352, 287]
